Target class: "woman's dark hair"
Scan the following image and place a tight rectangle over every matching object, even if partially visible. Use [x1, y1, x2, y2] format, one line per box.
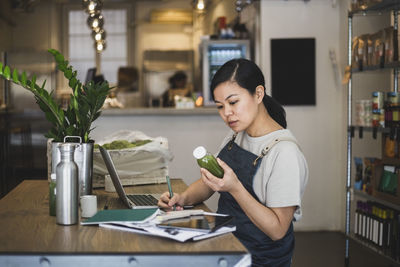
[210, 58, 287, 128]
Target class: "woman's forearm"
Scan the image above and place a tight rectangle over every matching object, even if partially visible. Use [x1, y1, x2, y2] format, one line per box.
[180, 178, 215, 206]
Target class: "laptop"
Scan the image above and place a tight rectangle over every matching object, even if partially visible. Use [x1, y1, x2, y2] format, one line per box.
[99, 146, 161, 209]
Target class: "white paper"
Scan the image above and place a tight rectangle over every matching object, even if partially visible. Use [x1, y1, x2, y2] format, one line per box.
[99, 223, 236, 242]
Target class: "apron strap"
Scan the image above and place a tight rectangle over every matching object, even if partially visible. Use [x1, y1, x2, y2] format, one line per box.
[252, 137, 299, 166]
[227, 133, 238, 150]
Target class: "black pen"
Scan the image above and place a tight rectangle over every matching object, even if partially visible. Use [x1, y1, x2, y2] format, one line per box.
[166, 175, 176, 211]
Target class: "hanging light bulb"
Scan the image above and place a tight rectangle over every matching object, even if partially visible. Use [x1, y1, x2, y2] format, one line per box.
[82, 0, 103, 15]
[87, 13, 104, 30]
[95, 40, 106, 52]
[91, 28, 106, 41]
[196, 0, 205, 10]
[235, 0, 243, 12]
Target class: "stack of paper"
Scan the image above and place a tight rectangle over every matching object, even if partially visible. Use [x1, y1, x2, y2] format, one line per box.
[81, 208, 236, 242]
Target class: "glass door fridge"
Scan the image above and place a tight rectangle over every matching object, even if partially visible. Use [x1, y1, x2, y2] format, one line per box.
[201, 39, 250, 106]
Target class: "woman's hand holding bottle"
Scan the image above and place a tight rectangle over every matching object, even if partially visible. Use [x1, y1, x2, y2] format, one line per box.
[200, 157, 241, 194]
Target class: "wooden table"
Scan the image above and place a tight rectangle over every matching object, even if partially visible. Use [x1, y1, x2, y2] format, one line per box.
[0, 179, 249, 267]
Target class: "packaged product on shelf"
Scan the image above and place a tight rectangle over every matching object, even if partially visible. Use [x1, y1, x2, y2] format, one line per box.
[383, 26, 397, 64]
[358, 36, 367, 70]
[385, 91, 400, 127]
[384, 136, 398, 158]
[351, 0, 386, 11]
[352, 36, 360, 70]
[367, 35, 374, 66]
[372, 109, 385, 127]
[379, 165, 398, 195]
[372, 91, 385, 127]
[372, 30, 385, 67]
[360, 34, 370, 67]
[355, 200, 400, 255]
[354, 157, 363, 190]
[372, 91, 384, 109]
[363, 157, 379, 195]
[355, 99, 372, 126]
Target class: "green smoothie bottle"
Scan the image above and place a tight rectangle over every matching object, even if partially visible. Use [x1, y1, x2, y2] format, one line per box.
[193, 146, 224, 178]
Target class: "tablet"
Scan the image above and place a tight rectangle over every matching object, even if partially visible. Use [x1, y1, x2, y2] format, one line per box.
[158, 215, 234, 233]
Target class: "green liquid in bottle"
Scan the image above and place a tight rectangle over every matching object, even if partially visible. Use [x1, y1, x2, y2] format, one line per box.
[193, 146, 224, 178]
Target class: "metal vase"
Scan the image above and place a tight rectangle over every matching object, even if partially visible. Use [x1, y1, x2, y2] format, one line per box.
[51, 136, 93, 197]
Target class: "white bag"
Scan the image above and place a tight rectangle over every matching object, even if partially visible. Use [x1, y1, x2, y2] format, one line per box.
[93, 130, 173, 179]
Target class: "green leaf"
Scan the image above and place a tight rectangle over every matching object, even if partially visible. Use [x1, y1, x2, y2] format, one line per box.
[0, 62, 3, 75]
[21, 71, 27, 87]
[31, 75, 37, 87]
[41, 80, 47, 90]
[4, 66, 10, 79]
[12, 69, 19, 84]
[65, 68, 72, 79]
[55, 53, 64, 63]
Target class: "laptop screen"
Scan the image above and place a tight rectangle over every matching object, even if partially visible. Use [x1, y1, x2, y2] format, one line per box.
[99, 146, 132, 208]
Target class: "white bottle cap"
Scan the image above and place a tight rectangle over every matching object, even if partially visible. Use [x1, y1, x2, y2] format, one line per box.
[193, 146, 207, 159]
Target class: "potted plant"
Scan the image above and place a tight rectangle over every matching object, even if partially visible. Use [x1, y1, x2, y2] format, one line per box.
[0, 49, 112, 195]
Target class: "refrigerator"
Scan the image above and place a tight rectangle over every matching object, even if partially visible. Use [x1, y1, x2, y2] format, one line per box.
[201, 39, 250, 106]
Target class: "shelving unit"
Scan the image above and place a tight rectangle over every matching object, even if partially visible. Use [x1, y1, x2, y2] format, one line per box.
[346, 1, 400, 266]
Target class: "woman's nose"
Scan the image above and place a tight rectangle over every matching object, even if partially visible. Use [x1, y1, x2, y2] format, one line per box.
[224, 106, 233, 117]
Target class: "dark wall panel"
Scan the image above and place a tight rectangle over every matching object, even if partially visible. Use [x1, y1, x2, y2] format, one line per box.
[271, 38, 316, 106]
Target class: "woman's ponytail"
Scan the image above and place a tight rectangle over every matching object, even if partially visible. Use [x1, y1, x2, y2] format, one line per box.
[263, 94, 287, 129]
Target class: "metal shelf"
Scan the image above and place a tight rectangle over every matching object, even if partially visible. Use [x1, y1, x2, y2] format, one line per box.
[348, 126, 389, 139]
[353, 190, 400, 210]
[352, 62, 400, 73]
[348, 233, 400, 265]
[349, 0, 400, 16]
[345, 3, 399, 265]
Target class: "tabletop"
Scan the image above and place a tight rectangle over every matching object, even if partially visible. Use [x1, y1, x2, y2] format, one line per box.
[0, 179, 250, 267]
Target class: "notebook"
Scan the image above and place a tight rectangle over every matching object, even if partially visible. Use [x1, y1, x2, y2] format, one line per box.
[99, 146, 161, 209]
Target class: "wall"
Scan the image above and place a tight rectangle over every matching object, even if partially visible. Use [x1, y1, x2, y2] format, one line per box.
[259, 1, 345, 231]
[0, 1, 13, 52]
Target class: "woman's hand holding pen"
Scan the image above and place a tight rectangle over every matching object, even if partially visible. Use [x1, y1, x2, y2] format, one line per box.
[158, 192, 184, 211]
[201, 158, 241, 194]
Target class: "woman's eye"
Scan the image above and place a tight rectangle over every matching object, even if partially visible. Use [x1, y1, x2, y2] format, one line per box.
[229, 100, 238, 105]
[216, 105, 223, 110]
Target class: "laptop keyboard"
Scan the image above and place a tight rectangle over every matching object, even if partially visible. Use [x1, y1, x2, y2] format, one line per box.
[127, 194, 158, 206]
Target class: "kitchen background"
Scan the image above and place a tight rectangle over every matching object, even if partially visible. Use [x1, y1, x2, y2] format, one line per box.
[0, 0, 391, 235]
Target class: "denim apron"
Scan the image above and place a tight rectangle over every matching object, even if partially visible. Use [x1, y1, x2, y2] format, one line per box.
[217, 134, 295, 267]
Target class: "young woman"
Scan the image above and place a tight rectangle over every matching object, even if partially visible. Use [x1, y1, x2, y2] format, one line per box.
[158, 59, 308, 267]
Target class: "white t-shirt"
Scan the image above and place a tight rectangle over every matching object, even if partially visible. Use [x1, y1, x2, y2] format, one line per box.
[218, 129, 308, 221]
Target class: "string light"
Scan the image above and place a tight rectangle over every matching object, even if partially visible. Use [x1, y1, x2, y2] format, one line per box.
[82, 0, 103, 15]
[87, 13, 104, 31]
[197, 0, 205, 10]
[92, 28, 106, 41]
[95, 40, 106, 52]
[82, 0, 106, 53]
